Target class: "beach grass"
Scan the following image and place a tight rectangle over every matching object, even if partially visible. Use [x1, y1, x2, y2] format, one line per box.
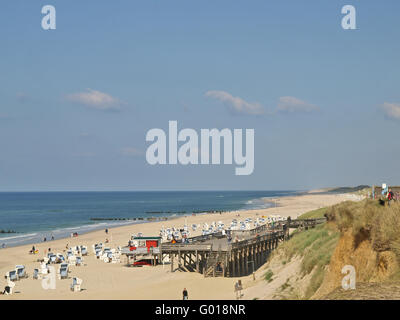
[264, 269, 274, 282]
[280, 223, 340, 298]
[326, 199, 400, 262]
[297, 207, 327, 219]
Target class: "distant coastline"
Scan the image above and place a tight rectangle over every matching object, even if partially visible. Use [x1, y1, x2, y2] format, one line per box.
[0, 190, 297, 248]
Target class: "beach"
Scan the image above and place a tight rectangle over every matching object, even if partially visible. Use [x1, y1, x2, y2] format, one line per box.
[0, 192, 355, 300]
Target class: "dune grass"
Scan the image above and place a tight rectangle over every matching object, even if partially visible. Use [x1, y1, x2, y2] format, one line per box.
[278, 199, 400, 298]
[326, 199, 400, 262]
[280, 222, 340, 298]
[264, 269, 274, 282]
[297, 207, 327, 219]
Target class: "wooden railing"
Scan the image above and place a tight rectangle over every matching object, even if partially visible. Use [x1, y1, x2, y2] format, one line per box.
[230, 230, 285, 250]
[161, 218, 326, 251]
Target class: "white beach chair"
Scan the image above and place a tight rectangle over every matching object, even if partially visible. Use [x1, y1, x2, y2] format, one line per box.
[75, 256, 83, 266]
[70, 277, 83, 292]
[59, 267, 68, 280]
[4, 279, 15, 295]
[6, 270, 18, 282]
[15, 265, 28, 279]
[33, 268, 41, 280]
[57, 263, 68, 272]
[49, 254, 57, 264]
[80, 246, 88, 256]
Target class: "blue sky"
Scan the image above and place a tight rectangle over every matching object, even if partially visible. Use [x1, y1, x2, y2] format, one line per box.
[0, 0, 400, 191]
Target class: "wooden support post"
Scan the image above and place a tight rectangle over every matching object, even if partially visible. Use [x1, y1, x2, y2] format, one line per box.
[232, 251, 236, 277]
[223, 254, 227, 277]
[196, 250, 199, 273]
[244, 249, 249, 276]
[171, 253, 174, 272]
[254, 246, 257, 268]
[213, 262, 216, 277]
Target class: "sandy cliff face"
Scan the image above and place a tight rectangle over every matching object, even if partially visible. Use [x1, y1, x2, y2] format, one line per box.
[313, 228, 399, 299]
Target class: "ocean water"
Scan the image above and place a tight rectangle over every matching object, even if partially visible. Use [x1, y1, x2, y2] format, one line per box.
[0, 191, 298, 248]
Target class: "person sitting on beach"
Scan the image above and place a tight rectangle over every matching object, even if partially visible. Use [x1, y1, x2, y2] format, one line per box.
[1, 285, 11, 295]
[182, 288, 188, 300]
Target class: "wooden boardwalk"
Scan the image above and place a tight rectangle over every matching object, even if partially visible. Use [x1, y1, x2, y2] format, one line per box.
[161, 218, 326, 277]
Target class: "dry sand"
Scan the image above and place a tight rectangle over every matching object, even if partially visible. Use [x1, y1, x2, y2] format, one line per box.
[0, 192, 355, 300]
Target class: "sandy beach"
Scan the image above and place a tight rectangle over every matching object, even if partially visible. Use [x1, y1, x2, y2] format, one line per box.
[0, 192, 355, 300]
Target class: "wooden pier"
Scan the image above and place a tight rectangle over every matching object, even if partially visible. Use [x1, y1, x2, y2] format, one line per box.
[160, 218, 325, 277]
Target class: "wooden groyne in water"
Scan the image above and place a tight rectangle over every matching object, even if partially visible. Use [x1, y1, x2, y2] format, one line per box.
[160, 218, 326, 278]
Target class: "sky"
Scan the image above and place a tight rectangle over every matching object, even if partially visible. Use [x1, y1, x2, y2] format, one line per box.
[0, 0, 400, 191]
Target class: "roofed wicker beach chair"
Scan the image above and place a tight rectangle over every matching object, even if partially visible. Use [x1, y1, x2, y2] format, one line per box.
[80, 246, 88, 256]
[33, 268, 41, 280]
[75, 256, 83, 266]
[6, 270, 18, 282]
[70, 277, 83, 292]
[15, 265, 28, 279]
[59, 267, 68, 280]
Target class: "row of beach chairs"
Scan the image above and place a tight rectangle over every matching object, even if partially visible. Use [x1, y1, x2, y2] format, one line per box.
[93, 243, 121, 263]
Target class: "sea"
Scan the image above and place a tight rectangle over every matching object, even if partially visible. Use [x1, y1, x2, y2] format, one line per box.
[0, 190, 300, 248]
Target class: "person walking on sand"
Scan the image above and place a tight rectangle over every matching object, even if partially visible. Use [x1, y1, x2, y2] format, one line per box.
[388, 188, 395, 206]
[182, 288, 188, 300]
[234, 281, 239, 299]
[234, 281, 243, 300]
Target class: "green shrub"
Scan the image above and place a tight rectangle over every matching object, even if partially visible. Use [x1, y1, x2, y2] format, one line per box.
[264, 269, 274, 282]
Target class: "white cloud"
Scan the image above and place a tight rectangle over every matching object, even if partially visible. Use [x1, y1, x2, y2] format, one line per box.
[382, 102, 400, 120]
[120, 147, 144, 157]
[205, 90, 264, 115]
[277, 96, 319, 113]
[66, 89, 122, 111]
